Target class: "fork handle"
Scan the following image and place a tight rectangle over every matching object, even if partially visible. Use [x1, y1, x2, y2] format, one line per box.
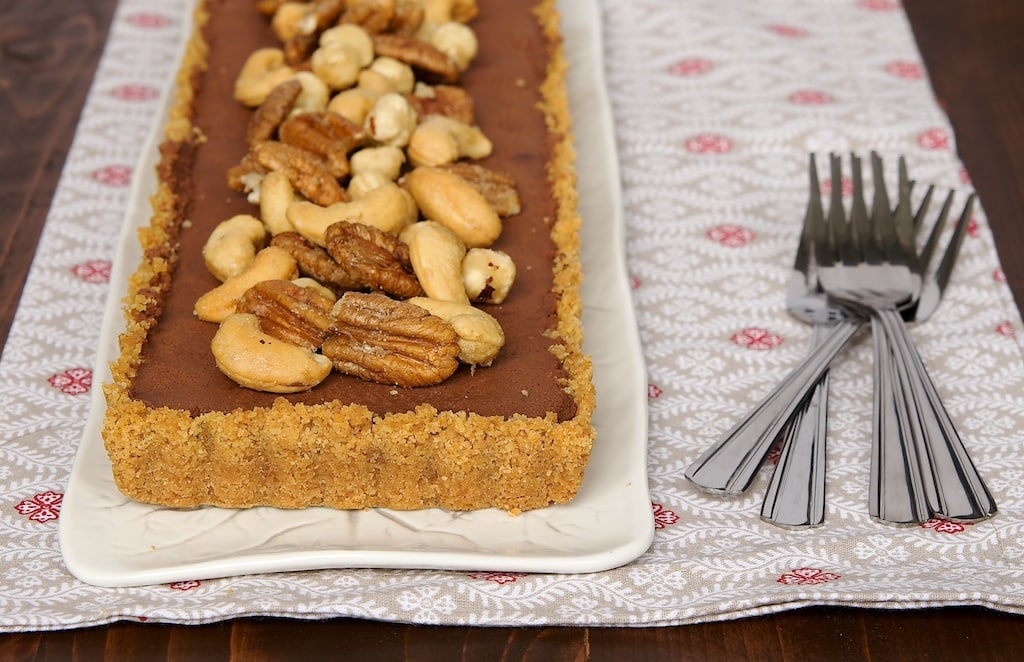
[685, 318, 861, 494]
[877, 309, 997, 521]
[760, 324, 830, 528]
[869, 312, 932, 525]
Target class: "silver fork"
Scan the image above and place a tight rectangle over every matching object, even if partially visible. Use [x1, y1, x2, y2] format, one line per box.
[815, 153, 996, 524]
[761, 156, 960, 528]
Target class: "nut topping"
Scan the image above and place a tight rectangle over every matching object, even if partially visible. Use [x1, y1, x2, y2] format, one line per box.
[371, 34, 460, 84]
[323, 292, 460, 386]
[253, 140, 348, 206]
[247, 78, 303, 147]
[271, 231, 363, 292]
[237, 279, 335, 351]
[324, 221, 423, 298]
[279, 110, 367, 179]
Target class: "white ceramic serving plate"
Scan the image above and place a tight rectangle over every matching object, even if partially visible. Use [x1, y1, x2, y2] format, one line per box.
[59, 0, 652, 587]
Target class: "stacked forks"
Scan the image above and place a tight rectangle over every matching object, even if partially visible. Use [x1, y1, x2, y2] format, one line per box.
[685, 152, 996, 527]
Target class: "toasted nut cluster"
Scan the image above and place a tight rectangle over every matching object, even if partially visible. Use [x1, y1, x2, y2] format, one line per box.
[203, 0, 528, 392]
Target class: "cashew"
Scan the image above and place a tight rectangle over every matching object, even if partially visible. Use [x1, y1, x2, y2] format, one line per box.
[202, 214, 267, 282]
[271, 2, 311, 42]
[348, 170, 393, 199]
[194, 246, 299, 322]
[234, 48, 296, 107]
[287, 182, 418, 245]
[212, 313, 332, 393]
[311, 42, 363, 91]
[364, 93, 418, 147]
[319, 24, 375, 67]
[292, 277, 337, 302]
[429, 22, 477, 71]
[421, 0, 478, 25]
[259, 170, 298, 235]
[400, 221, 468, 304]
[406, 115, 491, 167]
[403, 166, 502, 248]
[327, 86, 380, 125]
[407, 297, 504, 365]
[350, 145, 405, 180]
[289, 71, 330, 115]
[462, 248, 516, 304]
[367, 56, 415, 94]
[356, 68, 398, 96]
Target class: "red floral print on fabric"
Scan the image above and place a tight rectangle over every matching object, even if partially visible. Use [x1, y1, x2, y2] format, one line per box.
[820, 175, 853, 198]
[648, 384, 663, 399]
[884, 61, 924, 79]
[707, 224, 755, 247]
[917, 127, 950, 150]
[788, 90, 834, 105]
[731, 328, 784, 350]
[169, 580, 202, 591]
[652, 502, 679, 529]
[996, 321, 1015, 338]
[766, 25, 808, 38]
[630, 275, 642, 290]
[668, 57, 713, 76]
[965, 217, 980, 238]
[125, 13, 173, 29]
[109, 83, 160, 101]
[48, 368, 92, 395]
[858, 0, 900, 10]
[468, 572, 528, 585]
[92, 165, 133, 187]
[994, 268, 1006, 283]
[685, 133, 733, 154]
[921, 518, 973, 534]
[14, 491, 63, 523]
[71, 259, 111, 284]
[777, 567, 840, 585]
[960, 167, 972, 185]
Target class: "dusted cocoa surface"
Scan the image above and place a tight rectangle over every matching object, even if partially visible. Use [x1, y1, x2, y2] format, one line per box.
[130, 0, 576, 420]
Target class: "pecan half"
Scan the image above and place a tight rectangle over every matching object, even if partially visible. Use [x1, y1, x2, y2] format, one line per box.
[283, 0, 347, 65]
[279, 110, 366, 179]
[323, 292, 459, 387]
[253, 140, 348, 206]
[340, 0, 396, 34]
[237, 279, 335, 351]
[390, 1, 425, 37]
[271, 231, 362, 292]
[324, 221, 423, 298]
[405, 84, 474, 125]
[436, 162, 521, 217]
[247, 79, 303, 147]
[372, 34, 460, 84]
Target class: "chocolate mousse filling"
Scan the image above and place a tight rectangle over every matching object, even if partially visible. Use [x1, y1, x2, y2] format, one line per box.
[129, 0, 578, 421]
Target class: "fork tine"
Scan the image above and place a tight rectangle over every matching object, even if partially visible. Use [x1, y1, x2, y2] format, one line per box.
[918, 189, 955, 275]
[794, 154, 823, 276]
[933, 193, 976, 294]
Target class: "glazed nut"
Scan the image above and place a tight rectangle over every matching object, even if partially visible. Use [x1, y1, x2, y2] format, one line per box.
[438, 162, 521, 217]
[407, 296, 504, 365]
[364, 92, 418, 147]
[323, 291, 460, 387]
[319, 24, 375, 66]
[253, 140, 348, 207]
[236, 278, 335, 351]
[279, 110, 366, 179]
[462, 248, 516, 304]
[212, 313, 332, 393]
[348, 170, 392, 199]
[259, 170, 298, 235]
[340, 0, 399, 34]
[327, 86, 380, 125]
[292, 276, 337, 301]
[271, 2, 312, 42]
[234, 48, 296, 107]
[421, 0, 478, 24]
[195, 246, 299, 323]
[289, 71, 331, 115]
[324, 220, 423, 298]
[407, 83, 474, 125]
[202, 214, 268, 282]
[271, 232, 361, 291]
[367, 56, 415, 93]
[350, 145, 405, 180]
[402, 166, 502, 248]
[287, 182, 418, 245]
[247, 78, 303, 146]
[428, 22, 477, 71]
[400, 220, 468, 304]
[371, 33, 460, 84]
[311, 41, 364, 90]
[406, 115, 491, 167]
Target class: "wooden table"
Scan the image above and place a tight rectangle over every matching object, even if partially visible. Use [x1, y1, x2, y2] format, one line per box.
[2, 1, 1023, 659]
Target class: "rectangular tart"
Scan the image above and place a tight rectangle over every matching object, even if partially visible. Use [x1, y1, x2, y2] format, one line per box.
[102, 0, 595, 514]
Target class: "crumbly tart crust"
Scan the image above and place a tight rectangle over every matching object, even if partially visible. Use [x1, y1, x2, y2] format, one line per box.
[102, 0, 595, 514]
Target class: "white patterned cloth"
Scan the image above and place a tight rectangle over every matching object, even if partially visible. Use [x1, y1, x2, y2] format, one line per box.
[2, 0, 1024, 630]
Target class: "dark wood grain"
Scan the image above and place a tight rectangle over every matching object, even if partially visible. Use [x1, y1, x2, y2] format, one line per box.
[1, 0, 1023, 659]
